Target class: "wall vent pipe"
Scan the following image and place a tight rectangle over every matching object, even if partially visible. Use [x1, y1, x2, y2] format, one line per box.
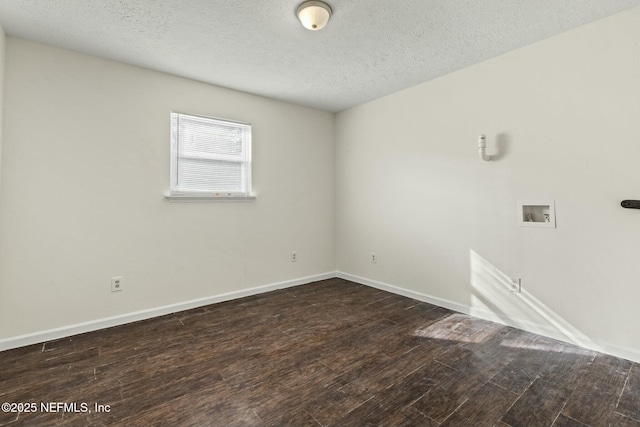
[478, 134, 491, 161]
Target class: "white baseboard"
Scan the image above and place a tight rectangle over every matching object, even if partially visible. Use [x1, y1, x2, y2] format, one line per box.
[0, 272, 336, 352]
[337, 271, 640, 364]
[4, 270, 639, 364]
[336, 272, 470, 314]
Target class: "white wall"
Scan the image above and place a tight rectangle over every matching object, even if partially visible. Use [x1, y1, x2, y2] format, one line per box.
[0, 38, 335, 341]
[336, 7, 640, 362]
[0, 24, 5, 191]
[0, 26, 5, 336]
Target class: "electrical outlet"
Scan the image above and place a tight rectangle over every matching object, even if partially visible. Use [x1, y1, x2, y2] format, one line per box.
[371, 252, 377, 264]
[291, 252, 297, 262]
[111, 276, 123, 292]
[510, 278, 521, 293]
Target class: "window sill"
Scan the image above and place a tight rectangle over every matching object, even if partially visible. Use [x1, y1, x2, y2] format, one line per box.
[165, 193, 256, 202]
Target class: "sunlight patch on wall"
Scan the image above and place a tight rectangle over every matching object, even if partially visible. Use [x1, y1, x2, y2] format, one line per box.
[470, 249, 600, 352]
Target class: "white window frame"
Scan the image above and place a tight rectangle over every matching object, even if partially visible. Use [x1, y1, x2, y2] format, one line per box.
[166, 112, 255, 202]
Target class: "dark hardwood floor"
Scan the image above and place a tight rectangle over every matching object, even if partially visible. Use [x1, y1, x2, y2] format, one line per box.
[1, 278, 639, 426]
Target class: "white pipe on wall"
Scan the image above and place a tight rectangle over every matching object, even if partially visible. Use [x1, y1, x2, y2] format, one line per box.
[478, 134, 491, 161]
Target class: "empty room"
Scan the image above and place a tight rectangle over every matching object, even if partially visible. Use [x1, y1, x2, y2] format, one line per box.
[1, 1, 640, 426]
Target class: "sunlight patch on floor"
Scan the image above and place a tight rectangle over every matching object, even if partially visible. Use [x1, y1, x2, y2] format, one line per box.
[412, 313, 496, 344]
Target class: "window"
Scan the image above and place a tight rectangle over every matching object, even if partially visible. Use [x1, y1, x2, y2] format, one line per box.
[169, 112, 253, 199]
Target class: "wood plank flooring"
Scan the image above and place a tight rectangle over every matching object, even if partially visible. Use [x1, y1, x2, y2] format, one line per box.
[1, 278, 639, 426]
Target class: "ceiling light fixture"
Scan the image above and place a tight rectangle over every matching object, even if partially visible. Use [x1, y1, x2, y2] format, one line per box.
[296, 1, 332, 31]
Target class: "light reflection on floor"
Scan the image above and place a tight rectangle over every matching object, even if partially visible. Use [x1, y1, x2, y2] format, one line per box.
[412, 313, 495, 344]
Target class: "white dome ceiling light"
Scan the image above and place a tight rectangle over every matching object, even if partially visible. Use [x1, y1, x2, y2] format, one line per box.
[296, 1, 332, 31]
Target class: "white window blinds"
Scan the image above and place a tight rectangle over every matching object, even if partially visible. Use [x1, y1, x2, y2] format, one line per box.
[170, 112, 252, 196]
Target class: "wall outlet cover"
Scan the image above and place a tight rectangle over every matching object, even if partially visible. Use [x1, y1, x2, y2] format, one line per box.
[111, 276, 123, 292]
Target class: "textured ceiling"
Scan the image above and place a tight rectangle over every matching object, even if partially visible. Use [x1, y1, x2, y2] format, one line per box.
[0, 1, 639, 112]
